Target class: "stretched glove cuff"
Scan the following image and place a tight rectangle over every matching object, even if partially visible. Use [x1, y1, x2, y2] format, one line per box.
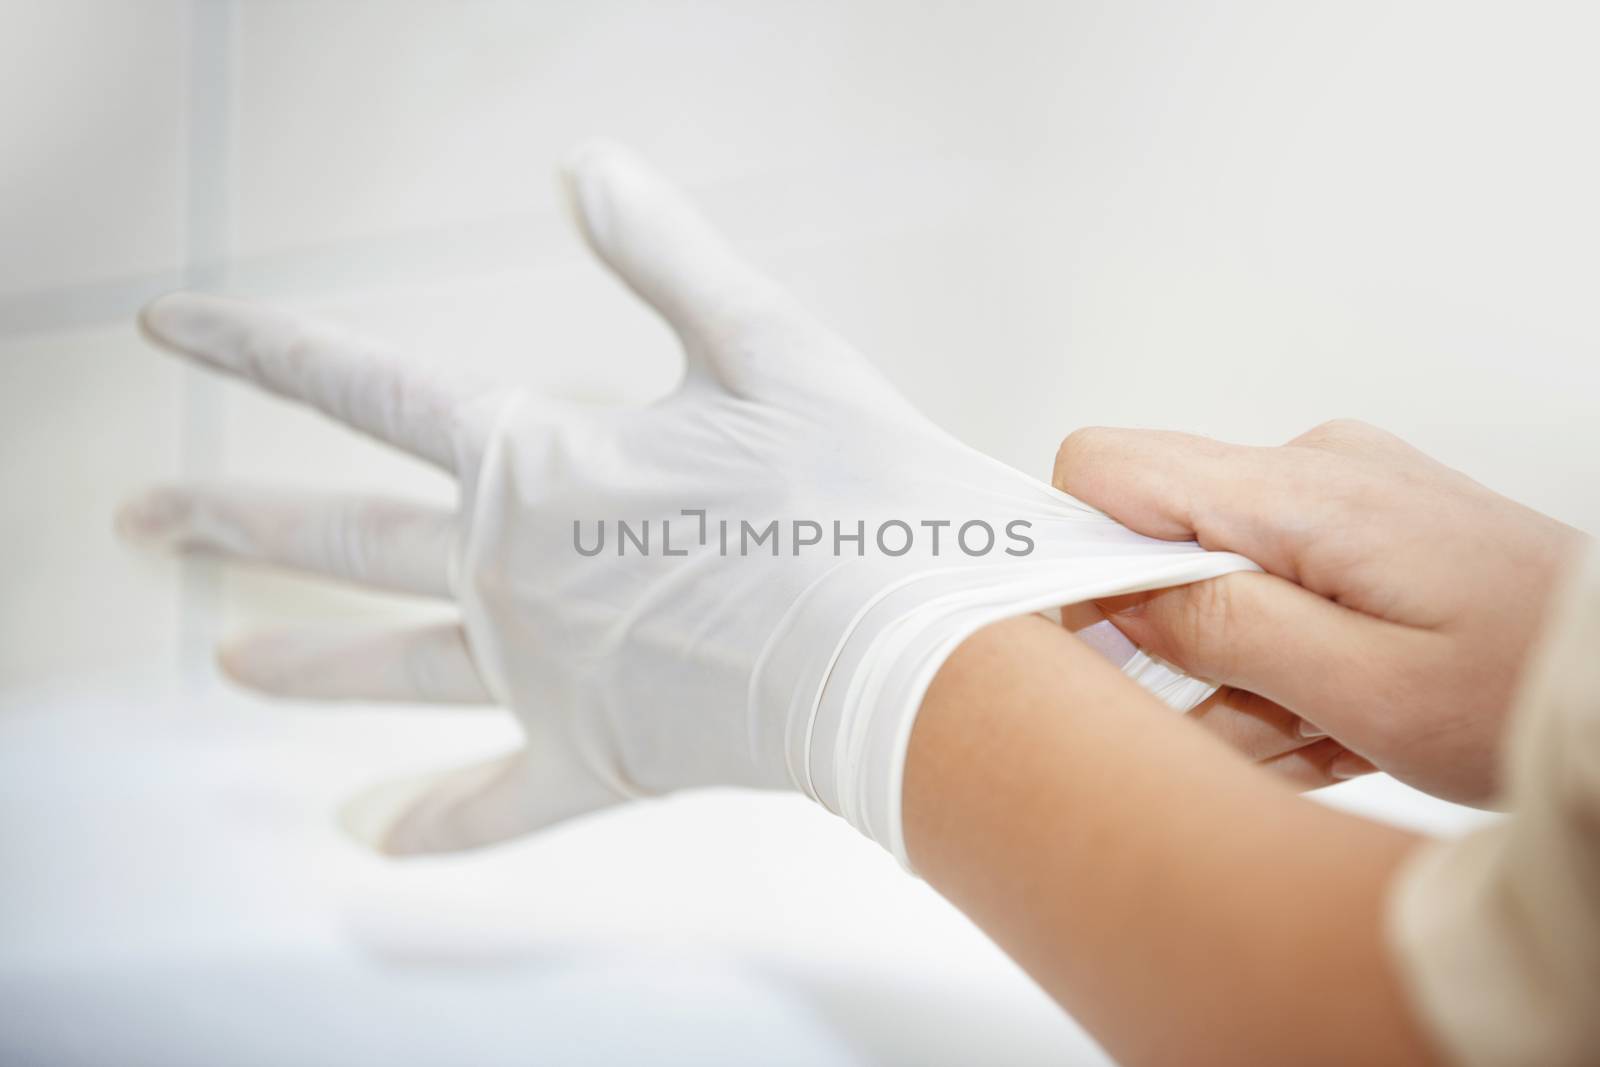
[755, 550, 1256, 869]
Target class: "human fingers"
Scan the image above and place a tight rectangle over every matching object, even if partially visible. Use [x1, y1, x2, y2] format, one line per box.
[139, 292, 502, 473]
[1051, 423, 1385, 593]
[1096, 571, 1446, 761]
[1259, 737, 1377, 791]
[117, 485, 455, 598]
[1184, 686, 1373, 790]
[218, 621, 491, 704]
[1185, 686, 1323, 764]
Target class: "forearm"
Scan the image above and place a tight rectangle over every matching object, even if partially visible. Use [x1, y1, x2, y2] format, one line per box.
[904, 614, 1441, 1066]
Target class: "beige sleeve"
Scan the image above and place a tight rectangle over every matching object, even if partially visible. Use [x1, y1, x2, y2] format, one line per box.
[1387, 548, 1600, 1067]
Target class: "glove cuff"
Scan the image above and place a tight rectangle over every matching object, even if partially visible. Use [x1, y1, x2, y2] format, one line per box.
[756, 553, 1256, 870]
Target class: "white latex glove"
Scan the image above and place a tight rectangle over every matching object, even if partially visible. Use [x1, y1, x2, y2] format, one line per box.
[120, 143, 1257, 866]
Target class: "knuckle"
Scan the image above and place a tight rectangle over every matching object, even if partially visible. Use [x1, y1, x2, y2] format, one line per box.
[1319, 416, 1375, 436]
[1290, 417, 1404, 456]
[1296, 417, 1372, 444]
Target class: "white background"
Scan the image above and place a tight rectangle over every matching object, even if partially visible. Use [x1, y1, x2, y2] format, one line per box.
[2, 2, 1594, 1064]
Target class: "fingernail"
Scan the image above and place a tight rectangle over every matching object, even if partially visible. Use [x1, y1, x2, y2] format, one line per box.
[559, 140, 623, 240]
[1298, 719, 1327, 739]
[1330, 753, 1378, 780]
[139, 291, 240, 356]
[339, 778, 428, 855]
[214, 638, 268, 691]
[114, 489, 187, 544]
[137, 291, 196, 347]
[561, 137, 623, 179]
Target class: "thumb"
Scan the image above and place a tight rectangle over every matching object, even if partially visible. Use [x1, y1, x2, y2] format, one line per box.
[1097, 571, 1441, 749]
[339, 745, 619, 857]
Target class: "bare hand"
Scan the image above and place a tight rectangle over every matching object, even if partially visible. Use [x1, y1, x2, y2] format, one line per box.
[1053, 419, 1587, 803]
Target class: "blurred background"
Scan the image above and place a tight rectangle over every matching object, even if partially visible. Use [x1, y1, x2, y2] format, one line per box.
[2, 2, 1597, 1064]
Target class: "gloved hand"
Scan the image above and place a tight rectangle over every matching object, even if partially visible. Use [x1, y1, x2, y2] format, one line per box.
[119, 142, 1255, 865]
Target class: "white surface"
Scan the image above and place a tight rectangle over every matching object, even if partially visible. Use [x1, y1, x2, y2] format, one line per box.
[0, 2, 1590, 1064]
[0, 683, 1106, 1066]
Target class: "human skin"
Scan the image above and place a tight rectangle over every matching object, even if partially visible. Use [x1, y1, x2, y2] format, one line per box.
[1060, 601, 1374, 789]
[1052, 419, 1587, 803]
[904, 613, 1442, 1066]
[902, 421, 1587, 1062]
